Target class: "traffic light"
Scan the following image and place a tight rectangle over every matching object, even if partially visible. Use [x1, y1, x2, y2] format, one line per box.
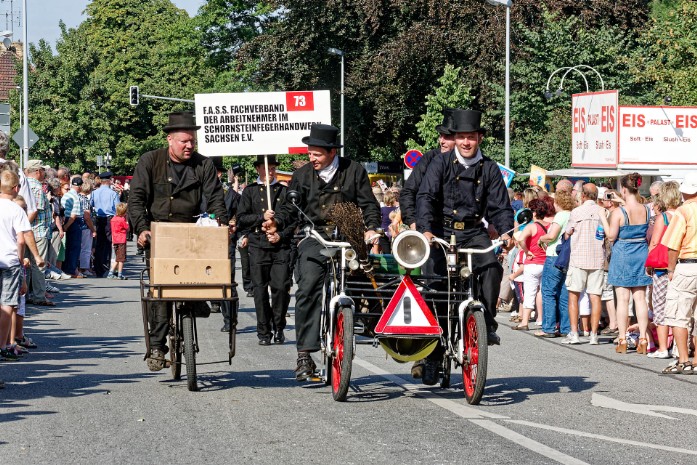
[129, 86, 139, 106]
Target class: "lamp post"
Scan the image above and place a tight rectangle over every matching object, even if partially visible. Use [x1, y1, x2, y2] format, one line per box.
[327, 47, 345, 157]
[21, 0, 27, 167]
[485, 0, 512, 168]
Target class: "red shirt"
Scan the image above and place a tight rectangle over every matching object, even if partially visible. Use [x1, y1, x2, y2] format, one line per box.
[111, 216, 129, 244]
[525, 222, 548, 265]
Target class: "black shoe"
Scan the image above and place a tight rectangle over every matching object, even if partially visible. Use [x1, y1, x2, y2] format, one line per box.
[258, 337, 271, 346]
[210, 303, 221, 313]
[146, 348, 166, 372]
[422, 359, 440, 386]
[246, 291, 254, 298]
[274, 332, 285, 344]
[295, 353, 316, 381]
[487, 331, 501, 346]
[220, 325, 230, 332]
[411, 359, 425, 379]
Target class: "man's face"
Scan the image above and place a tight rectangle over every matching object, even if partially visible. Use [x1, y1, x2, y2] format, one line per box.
[454, 131, 483, 158]
[256, 163, 277, 183]
[167, 130, 196, 163]
[308, 146, 336, 171]
[439, 133, 455, 153]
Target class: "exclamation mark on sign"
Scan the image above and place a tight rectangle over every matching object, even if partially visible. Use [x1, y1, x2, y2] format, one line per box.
[403, 297, 411, 324]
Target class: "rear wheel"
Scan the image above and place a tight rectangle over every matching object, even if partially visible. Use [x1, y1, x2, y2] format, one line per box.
[182, 315, 198, 391]
[461, 308, 488, 404]
[322, 271, 337, 386]
[331, 306, 354, 401]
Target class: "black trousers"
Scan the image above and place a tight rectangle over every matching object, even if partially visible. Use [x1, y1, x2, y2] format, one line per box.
[221, 242, 239, 329]
[431, 227, 502, 333]
[238, 243, 253, 293]
[294, 238, 328, 352]
[94, 216, 112, 277]
[249, 245, 290, 338]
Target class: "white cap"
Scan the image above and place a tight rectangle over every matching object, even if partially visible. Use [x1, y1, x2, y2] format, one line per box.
[598, 187, 607, 199]
[680, 172, 697, 195]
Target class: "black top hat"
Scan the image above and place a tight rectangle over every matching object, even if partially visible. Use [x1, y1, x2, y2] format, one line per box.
[253, 155, 280, 167]
[163, 111, 201, 133]
[98, 171, 113, 180]
[435, 108, 455, 135]
[449, 109, 486, 134]
[211, 157, 224, 172]
[301, 124, 343, 149]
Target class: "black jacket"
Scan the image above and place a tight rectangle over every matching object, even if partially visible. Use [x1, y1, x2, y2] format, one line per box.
[225, 187, 243, 241]
[129, 148, 228, 235]
[237, 181, 294, 248]
[275, 157, 381, 232]
[416, 150, 513, 236]
[400, 147, 440, 227]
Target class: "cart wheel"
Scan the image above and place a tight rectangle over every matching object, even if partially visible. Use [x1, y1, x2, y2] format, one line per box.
[440, 358, 451, 389]
[169, 304, 181, 379]
[461, 308, 488, 404]
[321, 271, 336, 386]
[331, 306, 354, 401]
[182, 315, 198, 391]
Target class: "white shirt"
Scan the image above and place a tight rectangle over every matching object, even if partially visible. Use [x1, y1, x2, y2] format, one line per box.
[0, 198, 32, 268]
[317, 155, 340, 183]
[18, 170, 37, 215]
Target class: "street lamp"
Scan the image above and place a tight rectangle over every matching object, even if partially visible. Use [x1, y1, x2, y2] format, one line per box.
[327, 47, 345, 157]
[485, 0, 512, 168]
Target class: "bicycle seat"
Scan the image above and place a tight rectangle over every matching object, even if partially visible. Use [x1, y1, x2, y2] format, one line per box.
[320, 247, 341, 258]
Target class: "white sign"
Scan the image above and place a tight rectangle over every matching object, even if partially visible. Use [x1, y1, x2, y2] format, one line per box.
[571, 90, 618, 168]
[619, 106, 697, 166]
[195, 90, 332, 156]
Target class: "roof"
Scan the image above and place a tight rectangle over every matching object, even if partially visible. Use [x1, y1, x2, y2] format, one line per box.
[0, 48, 19, 101]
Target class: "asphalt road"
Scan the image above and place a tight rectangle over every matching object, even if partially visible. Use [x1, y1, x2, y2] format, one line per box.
[2, 250, 697, 464]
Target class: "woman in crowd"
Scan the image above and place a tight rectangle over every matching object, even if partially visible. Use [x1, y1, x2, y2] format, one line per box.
[78, 179, 96, 277]
[599, 190, 622, 336]
[536, 190, 575, 337]
[379, 190, 399, 253]
[647, 181, 682, 358]
[602, 173, 653, 354]
[512, 197, 555, 330]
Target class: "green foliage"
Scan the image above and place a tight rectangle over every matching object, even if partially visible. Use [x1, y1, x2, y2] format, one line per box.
[404, 65, 472, 153]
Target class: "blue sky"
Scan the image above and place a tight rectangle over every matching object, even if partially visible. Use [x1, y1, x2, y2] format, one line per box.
[0, 0, 204, 46]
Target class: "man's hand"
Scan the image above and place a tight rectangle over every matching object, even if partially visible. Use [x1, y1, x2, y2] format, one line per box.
[364, 230, 379, 245]
[33, 254, 45, 268]
[423, 231, 435, 243]
[500, 233, 513, 250]
[410, 222, 416, 230]
[263, 209, 275, 221]
[262, 218, 277, 235]
[240, 236, 248, 248]
[267, 232, 281, 244]
[59, 231, 65, 239]
[138, 230, 151, 248]
[22, 258, 30, 269]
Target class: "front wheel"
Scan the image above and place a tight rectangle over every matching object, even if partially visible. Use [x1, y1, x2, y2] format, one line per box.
[331, 306, 354, 401]
[461, 308, 488, 404]
[169, 303, 181, 379]
[182, 315, 198, 391]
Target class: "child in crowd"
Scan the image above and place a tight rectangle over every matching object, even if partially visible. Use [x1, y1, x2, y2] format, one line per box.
[107, 203, 129, 280]
[0, 171, 32, 361]
[7, 196, 32, 357]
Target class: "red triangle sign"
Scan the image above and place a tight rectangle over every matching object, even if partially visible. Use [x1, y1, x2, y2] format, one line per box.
[374, 275, 442, 336]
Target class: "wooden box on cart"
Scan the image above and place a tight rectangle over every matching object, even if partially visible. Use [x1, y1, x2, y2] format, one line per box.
[149, 222, 232, 299]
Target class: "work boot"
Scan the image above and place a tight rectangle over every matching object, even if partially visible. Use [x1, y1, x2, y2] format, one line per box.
[422, 359, 440, 386]
[274, 331, 285, 344]
[295, 352, 316, 382]
[147, 348, 166, 372]
[487, 331, 501, 346]
[411, 359, 425, 379]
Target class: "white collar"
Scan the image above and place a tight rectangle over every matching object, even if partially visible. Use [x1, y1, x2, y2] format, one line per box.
[317, 155, 340, 183]
[256, 177, 278, 186]
[454, 148, 483, 168]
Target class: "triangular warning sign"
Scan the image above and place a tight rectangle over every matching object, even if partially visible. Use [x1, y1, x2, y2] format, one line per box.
[374, 275, 442, 336]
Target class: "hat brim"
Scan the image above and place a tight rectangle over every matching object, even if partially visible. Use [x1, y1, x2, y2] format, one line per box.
[163, 124, 201, 133]
[301, 136, 343, 149]
[680, 184, 697, 195]
[435, 125, 452, 135]
[451, 125, 486, 134]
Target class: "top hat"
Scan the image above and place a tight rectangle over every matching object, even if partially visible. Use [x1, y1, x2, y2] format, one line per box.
[435, 108, 455, 135]
[211, 157, 224, 172]
[163, 112, 201, 133]
[449, 110, 486, 134]
[253, 155, 280, 167]
[301, 124, 343, 149]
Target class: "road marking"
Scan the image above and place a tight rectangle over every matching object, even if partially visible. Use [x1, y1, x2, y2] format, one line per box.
[354, 358, 590, 465]
[592, 393, 697, 420]
[470, 419, 591, 465]
[507, 419, 697, 456]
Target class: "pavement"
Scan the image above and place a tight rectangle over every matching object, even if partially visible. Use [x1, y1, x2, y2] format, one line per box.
[2, 245, 697, 464]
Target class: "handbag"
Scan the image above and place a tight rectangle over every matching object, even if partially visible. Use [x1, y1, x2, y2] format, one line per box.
[645, 212, 670, 269]
[554, 234, 571, 272]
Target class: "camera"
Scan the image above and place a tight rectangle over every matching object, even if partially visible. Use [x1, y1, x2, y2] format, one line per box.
[605, 193, 613, 200]
[231, 164, 243, 176]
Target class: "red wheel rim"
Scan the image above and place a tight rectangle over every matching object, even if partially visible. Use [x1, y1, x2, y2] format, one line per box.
[462, 313, 479, 398]
[331, 311, 345, 393]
